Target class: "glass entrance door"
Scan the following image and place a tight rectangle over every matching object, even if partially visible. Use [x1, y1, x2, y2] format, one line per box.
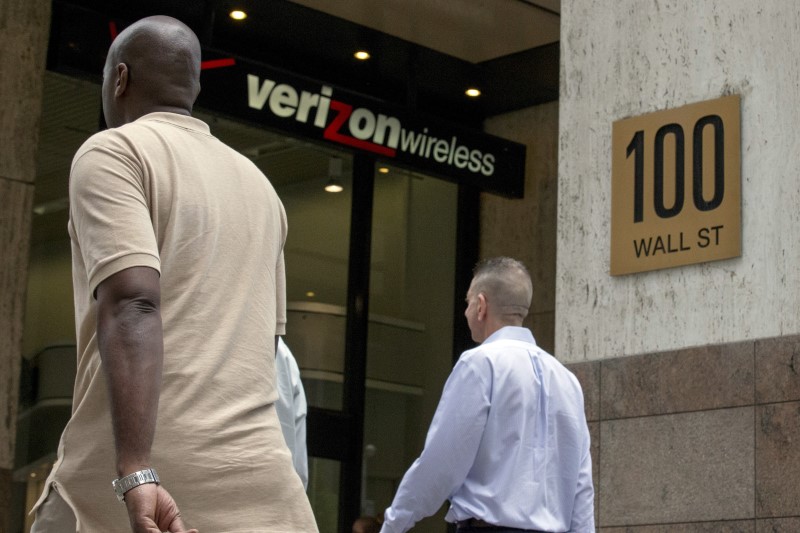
[258, 139, 458, 532]
[362, 167, 458, 533]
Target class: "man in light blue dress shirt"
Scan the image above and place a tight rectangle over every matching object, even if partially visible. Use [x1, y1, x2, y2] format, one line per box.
[380, 257, 595, 533]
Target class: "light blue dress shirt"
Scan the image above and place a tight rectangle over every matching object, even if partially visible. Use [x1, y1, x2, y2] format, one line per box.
[275, 338, 309, 489]
[381, 326, 595, 533]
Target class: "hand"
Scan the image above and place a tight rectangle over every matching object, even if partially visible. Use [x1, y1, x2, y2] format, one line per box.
[123, 483, 198, 533]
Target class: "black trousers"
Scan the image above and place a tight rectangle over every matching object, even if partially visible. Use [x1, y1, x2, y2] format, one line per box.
[455, 520, 548, 533]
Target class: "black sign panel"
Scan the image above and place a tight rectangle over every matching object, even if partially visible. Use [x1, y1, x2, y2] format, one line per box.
[198, 54, 526, 198]
[46, 2, 525, 198]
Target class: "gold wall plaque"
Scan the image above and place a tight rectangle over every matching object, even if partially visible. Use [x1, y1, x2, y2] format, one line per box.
[610, 95, 741, 275]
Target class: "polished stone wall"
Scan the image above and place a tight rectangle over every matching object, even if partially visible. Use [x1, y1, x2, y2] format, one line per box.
[567, 334, 800, 530]
[0, 0, 50, 528]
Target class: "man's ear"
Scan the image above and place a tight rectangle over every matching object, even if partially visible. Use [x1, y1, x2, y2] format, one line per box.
[477, 293, 487, 321]
[114, 63, 129, 97]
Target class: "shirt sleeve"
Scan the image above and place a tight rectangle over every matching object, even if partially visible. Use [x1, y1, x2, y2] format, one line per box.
[69, 139, 160, 296]
[275, 199, 288, 335]
[275, 248, 286, 336]
[381, 355, 491, 533]
[570, 430, 596, 532]
[290, 354, 309, 489]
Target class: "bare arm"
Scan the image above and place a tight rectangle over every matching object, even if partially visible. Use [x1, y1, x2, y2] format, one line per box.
[96, 265, 163, 478]
[96, 265, 194, 533]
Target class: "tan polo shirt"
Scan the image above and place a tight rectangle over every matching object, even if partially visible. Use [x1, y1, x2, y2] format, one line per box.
[37, 112, 316, 532]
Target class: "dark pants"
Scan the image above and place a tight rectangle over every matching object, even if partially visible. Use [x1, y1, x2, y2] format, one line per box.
[455, 520, 548, 533]
[457, 528, 546, 533]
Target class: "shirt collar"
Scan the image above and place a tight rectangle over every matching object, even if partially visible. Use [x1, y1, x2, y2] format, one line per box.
[135, 111, 211, 135]
[483, 326, 536, 346]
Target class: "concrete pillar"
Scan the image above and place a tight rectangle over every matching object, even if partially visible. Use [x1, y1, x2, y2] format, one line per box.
[0, 0, 51, 528]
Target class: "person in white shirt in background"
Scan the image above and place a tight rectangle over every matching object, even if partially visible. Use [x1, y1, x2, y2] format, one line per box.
[380, 257, 595, 533]
[275, 337, 309, 489]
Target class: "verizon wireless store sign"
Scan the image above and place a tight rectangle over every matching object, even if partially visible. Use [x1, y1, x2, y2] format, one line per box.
[199, 56, 526, 197]
[610, 95, 741, 275]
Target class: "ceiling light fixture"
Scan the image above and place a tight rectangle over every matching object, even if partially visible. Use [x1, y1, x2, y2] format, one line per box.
[324, 157, 344, 193]
[229, 10, 247, 20]
[465, 88, 481, 98]
[324, 181, 343, 193]
[378, 166, 389, 174]
[354, 50, 371, 61]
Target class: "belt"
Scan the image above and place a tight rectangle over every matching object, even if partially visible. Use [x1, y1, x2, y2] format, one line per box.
[455, 518, 546, 532]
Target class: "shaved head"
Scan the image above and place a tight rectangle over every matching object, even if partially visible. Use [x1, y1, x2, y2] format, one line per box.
[102, 16, 201, 127]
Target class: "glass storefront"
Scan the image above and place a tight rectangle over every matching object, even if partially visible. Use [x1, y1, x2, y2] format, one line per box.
[15, 70, 458, 533]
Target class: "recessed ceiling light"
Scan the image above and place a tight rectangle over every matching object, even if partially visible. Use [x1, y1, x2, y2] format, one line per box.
[229, 10, 247, 20]
[465, 88, 481, 98]
[354, 50, 371, 61]
[378, 166, 389, 174]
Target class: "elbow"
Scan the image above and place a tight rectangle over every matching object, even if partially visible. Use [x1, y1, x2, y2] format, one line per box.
[95, 266, 162, 320]
[97, 290, 162, 346]
[102, 291, 161, 323]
